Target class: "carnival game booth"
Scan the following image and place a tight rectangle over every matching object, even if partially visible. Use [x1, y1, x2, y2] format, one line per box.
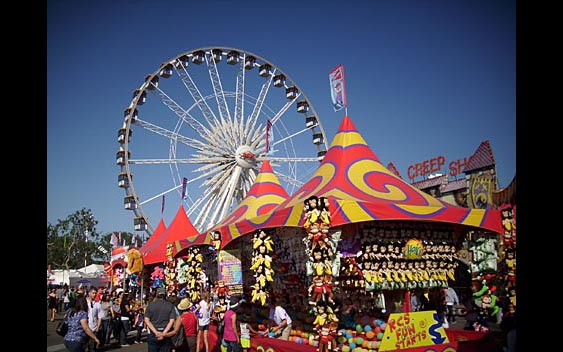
[171, 116, 504, 352]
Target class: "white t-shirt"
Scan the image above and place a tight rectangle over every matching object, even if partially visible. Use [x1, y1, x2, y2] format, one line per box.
[197, 300, 211, 326]
[87, 300, 102, 331]
[240, 323, 251, 339]
[269, 306, 292, 325]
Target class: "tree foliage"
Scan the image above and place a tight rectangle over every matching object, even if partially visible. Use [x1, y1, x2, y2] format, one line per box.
[47, 208, 139, 270]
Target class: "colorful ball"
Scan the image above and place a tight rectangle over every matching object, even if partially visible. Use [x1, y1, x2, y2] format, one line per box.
[379, 322, 387, 331]
[338, 336, 347, 343]
[348, 338, 355, 344]
[364, 325, 372, 332]
[346, 333, 353, 339]
[356, 324, 363, 333]
[355, 337, 364, 345]
[349, 343, 357, 349]
[373, 326, 381, 334]
[341, 346, 350, 352]
[365, 331, 375, 340]
[376, 332, 384, 340]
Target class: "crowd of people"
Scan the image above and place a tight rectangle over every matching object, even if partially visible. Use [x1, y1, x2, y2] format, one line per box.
[48, 284, 151, 351]
[49, 284, 296, 352]
[48, 282, 515, 352]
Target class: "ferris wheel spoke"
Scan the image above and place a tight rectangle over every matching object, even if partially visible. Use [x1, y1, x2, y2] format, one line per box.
[146, 91, 233, 155]
[266, 125, 314, 150]
[175, 56, 233, 146]
[196, 165, 240, 228]
[134, 117, 216, 152]
[271, 169, 307, 189]
[138, 183, 182, 206]
[240, 167, 257, 194]
[205, 53, 232, 126]
[251, 96, 301, 152]
[148, 82, 214, 137]
[211, 166, 243, 225]
[194, 162, 235, 176]
[174, 61, 222, 131]
[128, 156, 233, 165]
[262, 156, 322, 163]
[234, 58, 246, 145]
[244, 74, 274, 145]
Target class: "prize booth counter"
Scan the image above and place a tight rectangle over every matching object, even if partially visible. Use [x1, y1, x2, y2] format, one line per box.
[205, 323, 489, 352]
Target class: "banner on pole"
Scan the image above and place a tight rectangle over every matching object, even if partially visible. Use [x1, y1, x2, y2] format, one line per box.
[181, 177, 188, 200]
[329, 64, 347, 112]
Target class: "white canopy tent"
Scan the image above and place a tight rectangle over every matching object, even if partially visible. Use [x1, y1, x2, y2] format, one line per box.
[47, 264, 107, 287]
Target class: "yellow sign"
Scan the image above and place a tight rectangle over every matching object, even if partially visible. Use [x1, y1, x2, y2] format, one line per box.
[379, 311, 449, 351]
[403, 238, 424, 259]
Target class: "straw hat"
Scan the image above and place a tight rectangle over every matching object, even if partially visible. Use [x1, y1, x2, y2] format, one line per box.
[177, 298, 193, 311]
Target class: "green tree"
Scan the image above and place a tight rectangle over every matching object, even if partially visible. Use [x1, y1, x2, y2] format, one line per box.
[47, 208, 99, 270]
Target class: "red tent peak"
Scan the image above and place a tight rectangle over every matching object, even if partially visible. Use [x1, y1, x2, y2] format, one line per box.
[152, 219, 167, 237]
[259, 160, 273, 173]
[337, 115, 357, 132]
[168, 205, 198, 236]
[327, 115, 380, 161]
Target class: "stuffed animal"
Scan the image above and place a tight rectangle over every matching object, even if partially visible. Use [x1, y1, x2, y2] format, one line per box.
[126, 248, 144, 274]
[151, 266, 164, 288]
[211, 230, 222, 251]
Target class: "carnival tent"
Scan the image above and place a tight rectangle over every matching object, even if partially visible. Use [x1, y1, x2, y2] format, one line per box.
[173, 160, 290, 255]
[200, 115, 503, 249]
[143, 205, 198, 265]
[138, 218, 167, 264]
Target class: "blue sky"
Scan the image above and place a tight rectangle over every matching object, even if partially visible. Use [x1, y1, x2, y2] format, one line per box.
[47, 0, 516, 237]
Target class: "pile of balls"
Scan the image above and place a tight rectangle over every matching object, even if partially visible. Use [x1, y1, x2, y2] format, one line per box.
[337, 319, 388, 352]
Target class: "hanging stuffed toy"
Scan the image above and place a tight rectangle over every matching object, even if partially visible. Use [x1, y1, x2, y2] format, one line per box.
[125, 248, 144, 275]
[151, 266, 164, 288]
[250, 230, 274, 306]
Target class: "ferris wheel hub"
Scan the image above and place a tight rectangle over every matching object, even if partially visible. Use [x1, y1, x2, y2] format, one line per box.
[235, 145, 257, 169]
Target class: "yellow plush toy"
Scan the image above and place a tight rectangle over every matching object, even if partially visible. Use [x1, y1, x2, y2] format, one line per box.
[126, 248, 144, 274]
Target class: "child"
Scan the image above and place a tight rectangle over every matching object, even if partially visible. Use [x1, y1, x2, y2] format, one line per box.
[133, 308, 145, 344]
[237, 310, 260, 352]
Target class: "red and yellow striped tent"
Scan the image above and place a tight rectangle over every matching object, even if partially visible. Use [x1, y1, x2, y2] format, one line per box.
[175, 115, 503, 254]
[173, 160, 290, 256]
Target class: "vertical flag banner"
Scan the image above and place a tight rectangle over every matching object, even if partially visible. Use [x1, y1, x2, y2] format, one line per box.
[329, 64, 347, 112]
[265, 120, 272, 153]
[181, 177, 188, 200]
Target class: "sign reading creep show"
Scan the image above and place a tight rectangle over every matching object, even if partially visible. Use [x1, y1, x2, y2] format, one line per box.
[218, 249, 243, 295]
[379, 311, 449, 351]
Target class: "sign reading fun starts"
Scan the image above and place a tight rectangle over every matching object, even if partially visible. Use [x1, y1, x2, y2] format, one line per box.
[379, 311, 449, 351]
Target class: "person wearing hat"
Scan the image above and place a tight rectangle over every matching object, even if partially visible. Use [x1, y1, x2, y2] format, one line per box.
[144, 287, 178, 351]
[168, 298, 199, 352]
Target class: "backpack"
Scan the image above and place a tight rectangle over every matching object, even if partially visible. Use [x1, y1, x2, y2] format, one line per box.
[171, 316, 186, 348]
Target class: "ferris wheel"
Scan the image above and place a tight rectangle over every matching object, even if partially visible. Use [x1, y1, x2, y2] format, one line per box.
[116, 47, 329, 236]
